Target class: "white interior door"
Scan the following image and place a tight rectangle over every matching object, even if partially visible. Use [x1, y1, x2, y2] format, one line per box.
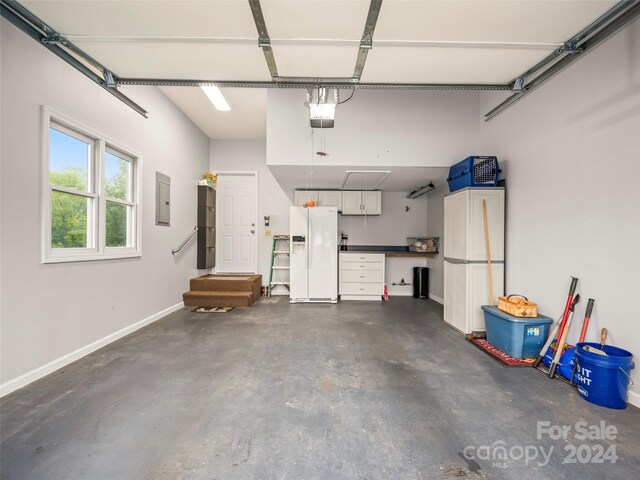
[216, 173, 257, 273]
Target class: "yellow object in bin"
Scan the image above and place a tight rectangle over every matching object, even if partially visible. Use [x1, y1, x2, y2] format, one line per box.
[498, 294, 537, 318]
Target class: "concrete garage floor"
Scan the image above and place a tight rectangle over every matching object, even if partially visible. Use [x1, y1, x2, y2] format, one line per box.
[1, 297, 639, 480]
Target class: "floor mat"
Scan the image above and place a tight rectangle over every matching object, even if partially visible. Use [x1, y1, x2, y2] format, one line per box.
[468, 337, 535, 367]
[193, 307, 234, 313]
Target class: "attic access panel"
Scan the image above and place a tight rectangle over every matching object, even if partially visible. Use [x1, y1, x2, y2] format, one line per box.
[340, 171, 390, 190]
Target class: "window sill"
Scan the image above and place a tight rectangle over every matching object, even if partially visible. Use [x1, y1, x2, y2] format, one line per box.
[43, 250, 142, 264]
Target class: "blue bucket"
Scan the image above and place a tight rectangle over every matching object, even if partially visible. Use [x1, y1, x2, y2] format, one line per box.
[541, 341, 576, 381]
[574, 342, 635, 410]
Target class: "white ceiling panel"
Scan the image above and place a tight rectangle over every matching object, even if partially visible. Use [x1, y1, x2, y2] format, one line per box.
[271, 45, 358, 78]
[23, 0, 257, 37]
[362, 46, 552, 84]
[262, 0, 370, 40]
[159, 87, 267, 139]
[375, 1, 617, 43]
[72, 42, 271, 80]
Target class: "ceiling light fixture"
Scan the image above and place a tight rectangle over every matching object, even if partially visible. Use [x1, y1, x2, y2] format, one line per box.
[201, 85, 231, 111]
[407, 182, 436, 199]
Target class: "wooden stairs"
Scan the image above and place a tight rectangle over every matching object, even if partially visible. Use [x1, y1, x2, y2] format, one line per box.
[183, 274, 262, 308]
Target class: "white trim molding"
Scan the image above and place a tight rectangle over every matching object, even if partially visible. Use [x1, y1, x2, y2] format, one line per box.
[0, 302, 184, 398]
[429, 293, 444, 305]
[629, 390, 640, 409]
[214, 170, 259, 274]
[42, 105, 143, 264]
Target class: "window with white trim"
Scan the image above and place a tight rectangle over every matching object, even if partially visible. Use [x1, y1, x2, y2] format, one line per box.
[43, 107, 141, 263]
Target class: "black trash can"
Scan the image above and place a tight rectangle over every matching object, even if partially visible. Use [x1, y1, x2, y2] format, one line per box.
[413, 267, 429, 299]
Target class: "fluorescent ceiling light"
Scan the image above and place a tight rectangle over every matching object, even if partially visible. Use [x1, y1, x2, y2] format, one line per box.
[407, 182, 436, 199]
[201, 85, 231, 111]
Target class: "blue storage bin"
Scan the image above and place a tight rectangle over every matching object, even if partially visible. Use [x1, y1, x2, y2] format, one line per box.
[481, 306, 553, 359]
[447, 156, 501, 192]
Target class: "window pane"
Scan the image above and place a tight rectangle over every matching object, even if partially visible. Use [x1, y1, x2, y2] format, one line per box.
[51, 191, 89, 248]
[106, 201, 129, 247]
[105, 151, 131, 201]
[49, 127, 90, 191]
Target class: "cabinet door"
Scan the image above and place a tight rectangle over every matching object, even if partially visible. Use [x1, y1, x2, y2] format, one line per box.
[294, 191, 318, 206]
[444, 261, 468, 333]
[468, 189, 505, 261]
[362, 191, 381, 215]
[444, 190, 469, 259]
[318, 191, 342, 210]
[469, 263, 504, 332]
[341, 191, 362, 215]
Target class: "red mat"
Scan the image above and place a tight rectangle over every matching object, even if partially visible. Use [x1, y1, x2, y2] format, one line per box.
[468, 337, 535, 367]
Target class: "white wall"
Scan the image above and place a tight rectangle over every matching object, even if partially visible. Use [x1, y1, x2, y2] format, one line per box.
[339, 192, 429, 296]
[209, 141, 431, 297]
[209, 139, 291, 294]
[267, 89, 482, 167]
[480, 19, 640, 403]
[338, 192, 427, 245]
[0, 20, 210, 394]
[425, 185, 447, 304]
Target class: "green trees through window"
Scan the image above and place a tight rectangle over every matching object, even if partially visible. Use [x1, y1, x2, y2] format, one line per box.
[46, 114, 138, 262]
[49, 162, 130, 248]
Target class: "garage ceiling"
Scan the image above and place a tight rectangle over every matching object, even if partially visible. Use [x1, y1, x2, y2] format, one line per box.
[14, 0, 626, 137]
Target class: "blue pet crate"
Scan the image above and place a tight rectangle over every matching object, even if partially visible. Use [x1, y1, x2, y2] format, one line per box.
[447, 156, 501, 192]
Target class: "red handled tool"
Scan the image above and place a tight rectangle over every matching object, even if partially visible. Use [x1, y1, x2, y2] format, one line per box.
[549, 294, 580, 378]
[570, 298, 595, 383]
[553, 277, 579, 355]
[578, 298, 595, 343]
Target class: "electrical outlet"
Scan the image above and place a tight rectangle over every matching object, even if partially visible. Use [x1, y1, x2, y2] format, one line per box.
[265, 229, 272, 237]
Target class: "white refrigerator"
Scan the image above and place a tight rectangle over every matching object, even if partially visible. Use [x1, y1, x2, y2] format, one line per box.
[290, 206, 338, 303]
[444, 188, 505, 334]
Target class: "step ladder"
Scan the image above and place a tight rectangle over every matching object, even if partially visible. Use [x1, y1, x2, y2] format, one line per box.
[268, 235, 290, 298]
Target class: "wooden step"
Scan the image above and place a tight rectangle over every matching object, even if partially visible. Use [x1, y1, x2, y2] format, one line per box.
[189, 274, 262, 300]
[183, 291, 253, 308]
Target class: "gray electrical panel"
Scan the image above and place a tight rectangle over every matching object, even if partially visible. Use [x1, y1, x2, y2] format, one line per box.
[155, 172, 170, 226]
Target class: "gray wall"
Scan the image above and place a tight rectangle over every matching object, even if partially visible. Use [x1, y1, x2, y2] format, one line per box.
[0, 20, 210, 393]
[480, 19, 640, 403]
[267, 89, 482, 167]
[209, 140, 433, 297]
[339, 192, 429, 296]
[209, 139, 292, 294]
[425, 185, 446, 303]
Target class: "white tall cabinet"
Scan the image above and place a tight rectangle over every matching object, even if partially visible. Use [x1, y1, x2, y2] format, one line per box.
[444, 188, 505, 334]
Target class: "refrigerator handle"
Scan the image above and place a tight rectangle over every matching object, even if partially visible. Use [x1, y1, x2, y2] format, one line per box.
[307, 215, 311, 270]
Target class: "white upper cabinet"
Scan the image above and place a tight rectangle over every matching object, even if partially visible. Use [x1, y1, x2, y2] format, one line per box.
[444, 188, 505, 261]
[318, 191, 342, 210]
[294, 190, 318, 206]
[342, 191, 382, 215]
[295, 190, 381, 215]
[341, 191, 362, 215]
[362, 191, 382, 215]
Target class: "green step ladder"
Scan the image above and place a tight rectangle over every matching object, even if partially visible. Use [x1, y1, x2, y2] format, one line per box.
[268, 235, 290, 298]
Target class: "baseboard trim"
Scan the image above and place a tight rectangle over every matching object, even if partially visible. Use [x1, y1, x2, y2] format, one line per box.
[0, 302, 184, 398]
[387, 291, 413, 297]
[629, 390, 640, 409]
[429, 293, 444, 305]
